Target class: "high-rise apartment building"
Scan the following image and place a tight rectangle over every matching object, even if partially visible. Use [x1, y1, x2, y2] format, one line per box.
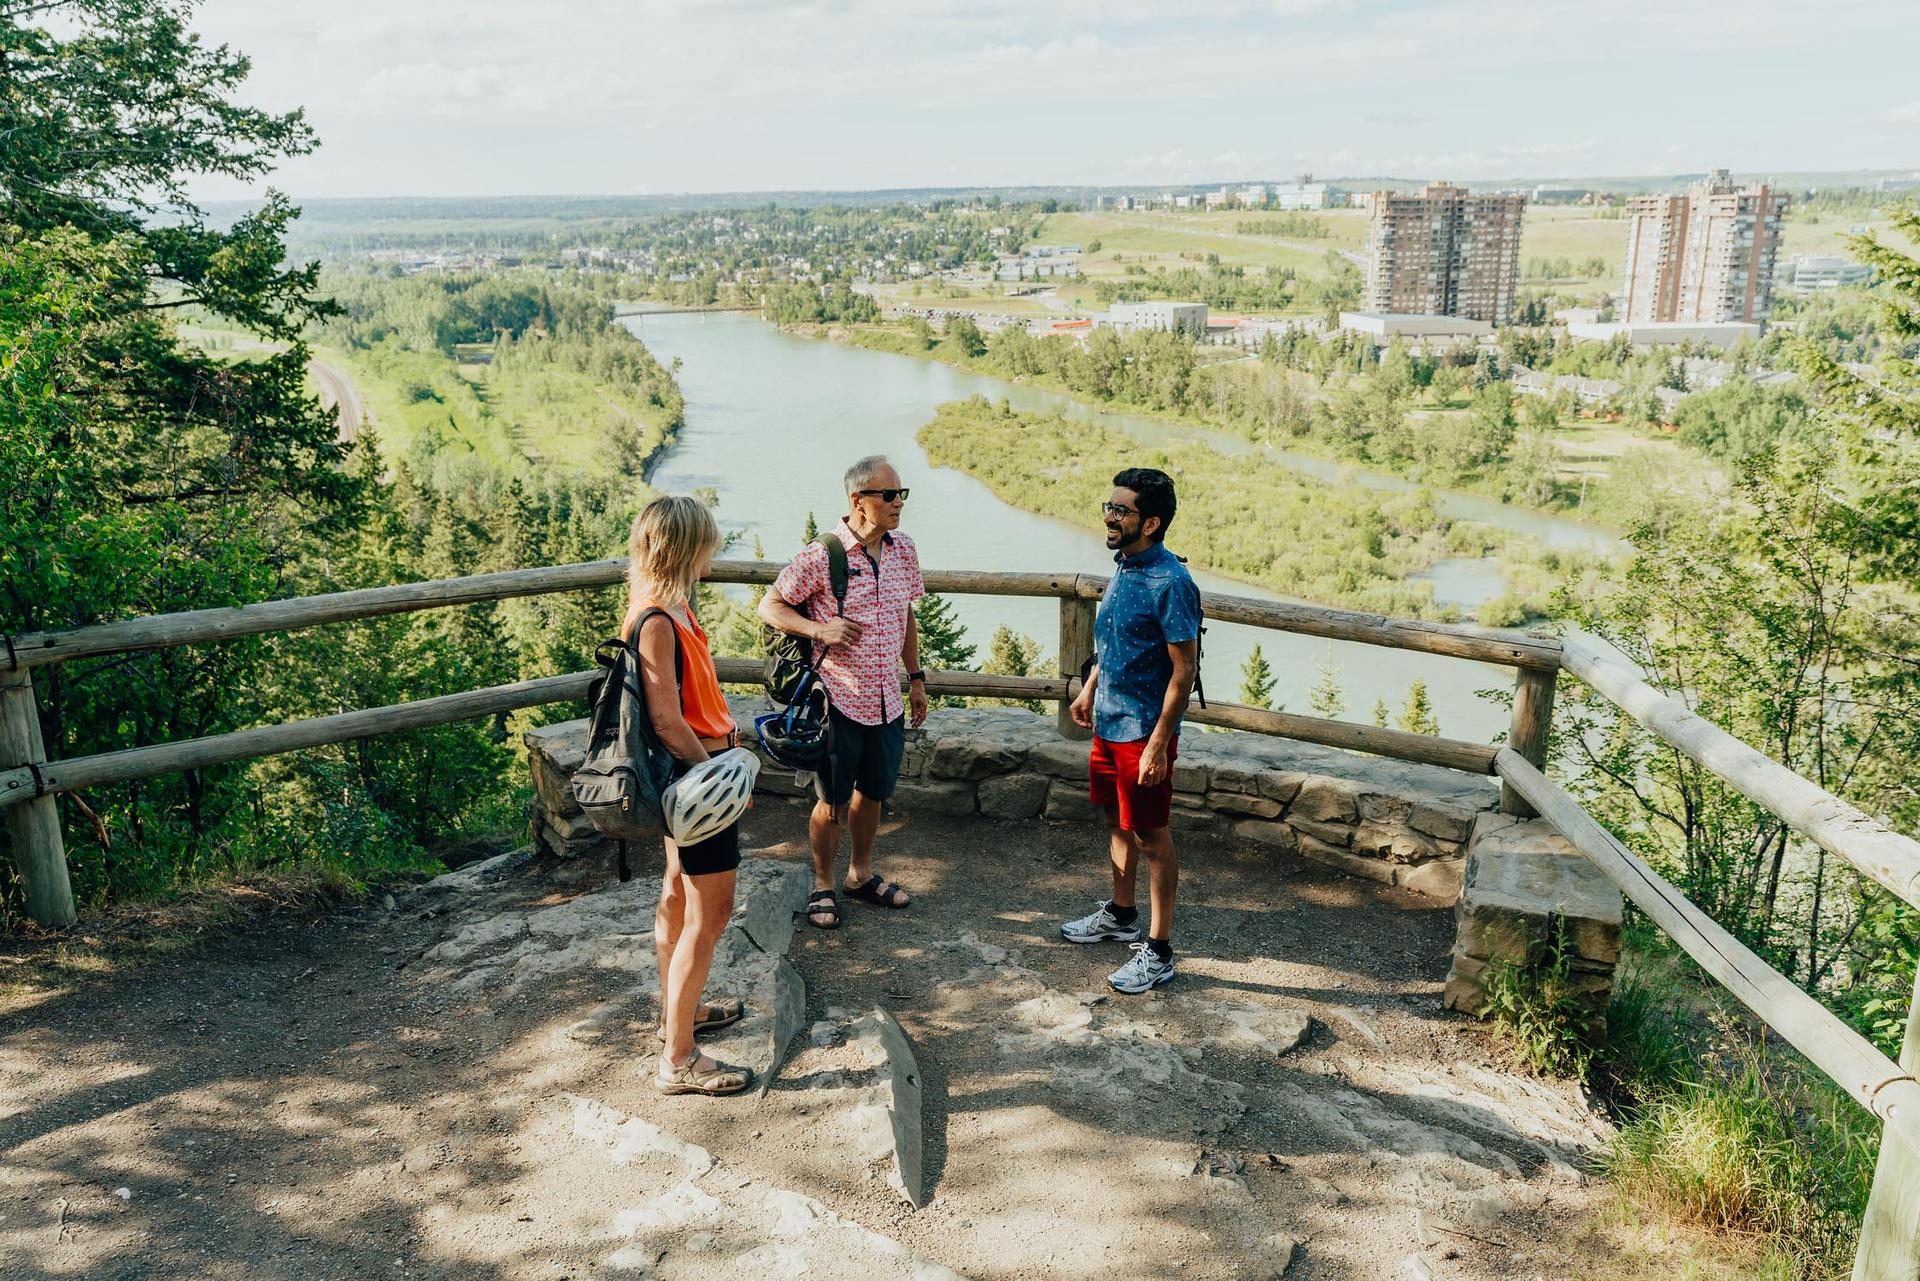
[1363, 182, 1526, 325]
[1619, 170, 1787, 324]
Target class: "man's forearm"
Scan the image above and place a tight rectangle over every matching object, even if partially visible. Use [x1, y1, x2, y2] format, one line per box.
[1147, 658, 1194, 750]
[902, 611, 921, 672]
[758, 592, 820, 641]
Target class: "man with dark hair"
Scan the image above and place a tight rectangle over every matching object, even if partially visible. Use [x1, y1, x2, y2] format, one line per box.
[1061, 466, 1200, 994]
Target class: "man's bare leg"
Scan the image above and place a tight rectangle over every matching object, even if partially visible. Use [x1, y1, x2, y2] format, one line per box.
[808, 800, 842, 926]
[1138, 824, 1178, 943]
[842, 792, 908, 905]
[1107, 816, 1140, 909]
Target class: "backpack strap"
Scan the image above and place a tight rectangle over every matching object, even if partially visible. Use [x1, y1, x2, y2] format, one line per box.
[1170, 552, 1207, 711]
[616, 838, 631, 883]
[815, 535, 850, 613]
[632, 606, 685, 685]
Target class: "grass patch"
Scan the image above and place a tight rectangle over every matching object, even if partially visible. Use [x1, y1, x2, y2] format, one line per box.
[1494, 922, 1880, 1278]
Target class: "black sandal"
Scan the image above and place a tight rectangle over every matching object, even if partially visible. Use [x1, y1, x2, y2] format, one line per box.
[805, 889, 842, 930]
[845, 875, 910, 909]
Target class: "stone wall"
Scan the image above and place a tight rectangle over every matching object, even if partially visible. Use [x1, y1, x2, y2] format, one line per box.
[525, 696, 1497, 902]
[1444, 812, 1624, 1035]
[525, 695, 1625, 1029]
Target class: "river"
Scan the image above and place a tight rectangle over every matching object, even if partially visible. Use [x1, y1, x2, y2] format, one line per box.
[625, 311, 1614, 740]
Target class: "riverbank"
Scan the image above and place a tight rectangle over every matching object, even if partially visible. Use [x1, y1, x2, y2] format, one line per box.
[315, 331, 682, 484]
[788, 318, 1667, 528]
[915, 396, 1602, 623]
[626, 309, 1530, 736]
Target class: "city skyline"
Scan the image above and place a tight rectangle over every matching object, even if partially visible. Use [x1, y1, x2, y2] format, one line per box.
[182, 0, 1920, 202]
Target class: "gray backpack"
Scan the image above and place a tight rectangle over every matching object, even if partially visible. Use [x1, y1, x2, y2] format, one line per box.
[570, 609, 682, 881]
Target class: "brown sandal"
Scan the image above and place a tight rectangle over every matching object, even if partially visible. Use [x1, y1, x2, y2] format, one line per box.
[654, 997, 746, 1042]
[655, 1052, 753, 1096]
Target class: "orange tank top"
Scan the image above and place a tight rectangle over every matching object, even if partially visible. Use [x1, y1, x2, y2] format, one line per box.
[635, 602, 735, 741]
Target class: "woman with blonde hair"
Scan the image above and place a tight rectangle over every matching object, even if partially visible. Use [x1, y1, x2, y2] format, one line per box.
[625, 495, 752, 1097]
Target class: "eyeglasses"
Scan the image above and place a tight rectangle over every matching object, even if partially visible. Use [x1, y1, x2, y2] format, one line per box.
[856, 488, 911, 503]
[1101, 502, 1138, 518]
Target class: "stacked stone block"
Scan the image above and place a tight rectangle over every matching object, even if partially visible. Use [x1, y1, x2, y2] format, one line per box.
[524, 697, 1495, 902]
[523, 720, 615, 862]
[1444, 811, 1623, 1031]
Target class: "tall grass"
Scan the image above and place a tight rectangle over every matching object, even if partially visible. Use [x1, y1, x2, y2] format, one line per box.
[1492, 927, 1884, 1278]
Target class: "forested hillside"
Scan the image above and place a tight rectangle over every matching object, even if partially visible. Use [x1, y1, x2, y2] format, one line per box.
[0, 5, 692, 921]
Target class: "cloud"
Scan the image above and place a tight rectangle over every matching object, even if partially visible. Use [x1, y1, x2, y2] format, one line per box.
[183, 0, 1920, 197]
[979, 34, 1109, 62]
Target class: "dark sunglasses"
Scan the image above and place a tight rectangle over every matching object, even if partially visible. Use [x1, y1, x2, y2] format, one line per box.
[1101, 501, 1138, 518]
[857, 487, 911, 503]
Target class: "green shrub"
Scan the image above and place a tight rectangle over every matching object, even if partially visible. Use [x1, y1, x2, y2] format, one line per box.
[1482, 918, 1600, 1077]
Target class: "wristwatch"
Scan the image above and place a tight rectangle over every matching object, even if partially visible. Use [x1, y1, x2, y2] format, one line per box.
[907, 670, 926, 684]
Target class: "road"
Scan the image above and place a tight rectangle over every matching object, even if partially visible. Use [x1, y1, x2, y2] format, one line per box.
[307, 357, 366, 444]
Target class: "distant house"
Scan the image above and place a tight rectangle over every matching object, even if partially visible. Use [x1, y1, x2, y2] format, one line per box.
[1511, 367, 1625, 405]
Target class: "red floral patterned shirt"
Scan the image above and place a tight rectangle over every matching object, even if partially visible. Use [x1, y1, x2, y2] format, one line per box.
[773, 520, 924, 727]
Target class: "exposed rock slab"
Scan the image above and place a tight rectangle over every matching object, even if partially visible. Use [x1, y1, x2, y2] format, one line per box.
[848, 1009, 925, 1207]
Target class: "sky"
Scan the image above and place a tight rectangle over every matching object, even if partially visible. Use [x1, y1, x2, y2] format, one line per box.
[186, 0, 1920, 200]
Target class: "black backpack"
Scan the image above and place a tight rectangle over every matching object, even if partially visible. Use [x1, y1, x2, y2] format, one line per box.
[571, 608, 683, 882]
[763, 535, 850, 705]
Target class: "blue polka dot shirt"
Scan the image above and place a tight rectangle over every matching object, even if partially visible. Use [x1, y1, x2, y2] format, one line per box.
[1093, 542, 1201, 743]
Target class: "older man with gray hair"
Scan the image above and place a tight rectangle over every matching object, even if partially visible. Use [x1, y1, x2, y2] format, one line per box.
[760, 455, 927, 931]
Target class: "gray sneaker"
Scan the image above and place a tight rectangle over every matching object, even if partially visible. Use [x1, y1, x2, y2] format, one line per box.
[1108, 942, 1176, 994]
[1060, 902, 1144, 945]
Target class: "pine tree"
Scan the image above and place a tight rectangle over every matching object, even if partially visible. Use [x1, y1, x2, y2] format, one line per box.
[1397, 678, 1442, 737]
[981, 625, 1046, 713]
[1373, 698, 1390, 728]
[1238, 643, 1277, 710]
[914, 593, 975, 708]
[802, 511, 819, 543]
[1307, 645, 1346, 720]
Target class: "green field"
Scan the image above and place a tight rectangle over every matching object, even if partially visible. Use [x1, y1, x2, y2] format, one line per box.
[1779, 209, 1915, 258]
[1033, 210, 1353, 277]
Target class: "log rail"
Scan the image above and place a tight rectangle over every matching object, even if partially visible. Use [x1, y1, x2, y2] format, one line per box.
[6, 557, 1920, 1275]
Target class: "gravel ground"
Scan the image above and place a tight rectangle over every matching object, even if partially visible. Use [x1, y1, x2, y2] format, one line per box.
[0, 797, 1615, 1280]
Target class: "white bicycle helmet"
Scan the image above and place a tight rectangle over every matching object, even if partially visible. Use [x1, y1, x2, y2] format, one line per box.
[662, 747, 760, 846]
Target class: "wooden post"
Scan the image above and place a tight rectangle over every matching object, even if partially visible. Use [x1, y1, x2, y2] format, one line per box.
[1503, 666, 1556, 817]
[1853, 974, 1920, 1281]
[1057, 593, 1096, 741]
[0, 667, 75, 928]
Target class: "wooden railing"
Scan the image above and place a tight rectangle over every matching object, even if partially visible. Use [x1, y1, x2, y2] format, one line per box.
[4, 558, 1919, 1276]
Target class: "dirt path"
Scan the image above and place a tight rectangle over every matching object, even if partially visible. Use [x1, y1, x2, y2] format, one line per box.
[1, 801, 1612, 1279]
[308, 357, 367, 445]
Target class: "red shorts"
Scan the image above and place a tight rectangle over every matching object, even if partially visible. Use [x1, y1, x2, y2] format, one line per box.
[1087, 735, 1178, 833]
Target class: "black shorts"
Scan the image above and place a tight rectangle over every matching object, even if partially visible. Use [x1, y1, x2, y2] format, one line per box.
[816, 710, 906, 807]
[672, 821, 742, 877]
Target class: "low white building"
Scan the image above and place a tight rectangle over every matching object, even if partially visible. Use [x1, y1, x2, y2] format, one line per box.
[1103, 301, 1209, 338]
[1272, 181, 1336, 210]
[1338, 311, 1492, 347]
[1567, 321, 1763, 350]
[1777, 254, 1872, 293]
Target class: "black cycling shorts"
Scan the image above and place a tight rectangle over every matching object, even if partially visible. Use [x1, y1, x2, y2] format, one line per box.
[815, 710, 906, 807]
[671, 820, 741, 877]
